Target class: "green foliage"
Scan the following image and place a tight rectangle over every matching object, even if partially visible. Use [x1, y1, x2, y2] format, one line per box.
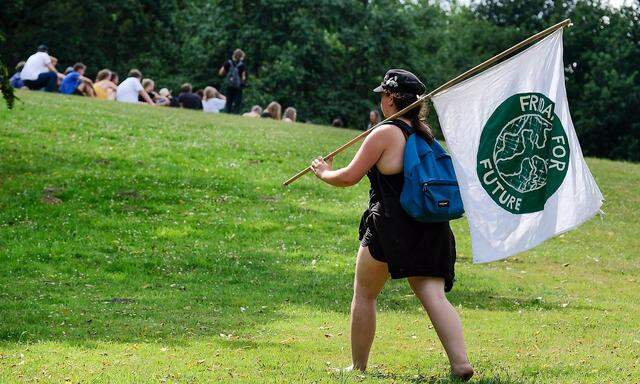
[0, 60, 16, 109]
[174, 0, 420, 126]
[1, 91, 639, 383]
[1, 0, 638, 160]
[564, 2, 640, 161]
[0, 0, 180, 81]
[473, 0, 640, 161]
[0, 34, 17, 109]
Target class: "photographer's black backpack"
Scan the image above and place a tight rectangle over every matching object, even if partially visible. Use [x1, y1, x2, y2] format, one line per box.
[226, 60, 242, 89]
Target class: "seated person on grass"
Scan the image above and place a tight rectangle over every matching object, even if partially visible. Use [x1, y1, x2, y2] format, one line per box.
[177, 83, 202, 110]
[242, 105, 262, 118]
[59, 63, 95, 97]
[139, 78, 167, 105]
[158, 88, 179, 107]
[261, 101, 282, 120]
[51, 57, 62, 87]
[116, 69, 154, 105]
[93, 69, 118, 100]
[21, 45, 64, 92]
[10, 61, 26, 89]
[106, 72, 119, 100]
[202, 86, 226, 113]
[283, 107, 297, 123]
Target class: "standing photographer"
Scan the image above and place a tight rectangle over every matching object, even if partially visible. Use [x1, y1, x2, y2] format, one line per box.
[218, 48, 247, 114]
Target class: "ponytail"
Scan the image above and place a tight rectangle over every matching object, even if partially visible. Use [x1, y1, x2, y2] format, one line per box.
[391, 92, 434, 143]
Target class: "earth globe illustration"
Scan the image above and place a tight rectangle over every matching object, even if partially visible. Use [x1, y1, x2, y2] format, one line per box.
[492, 114, 553, 193]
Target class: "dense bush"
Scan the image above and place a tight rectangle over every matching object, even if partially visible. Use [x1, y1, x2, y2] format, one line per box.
[1, 0, 638, 161]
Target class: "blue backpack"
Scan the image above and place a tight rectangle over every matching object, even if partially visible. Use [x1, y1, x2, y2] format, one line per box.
[396, 121, 464, 223]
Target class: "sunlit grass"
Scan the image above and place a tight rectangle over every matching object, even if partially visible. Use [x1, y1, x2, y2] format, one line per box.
[0, 91, 638, 383]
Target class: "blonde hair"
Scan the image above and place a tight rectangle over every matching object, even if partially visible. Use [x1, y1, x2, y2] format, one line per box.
[203, 86, 222, 101]
[283, 107, 297, 122]
[266, 101, 282, 120]
[141, 78, 155, 91]
[233, 49, 245, 61]
[96, 69, 111, 82]
[180, 83, 192, 93]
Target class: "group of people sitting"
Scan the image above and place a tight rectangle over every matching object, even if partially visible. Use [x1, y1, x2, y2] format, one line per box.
[242, 102, 296, 122]
[9, 45, 298, 122]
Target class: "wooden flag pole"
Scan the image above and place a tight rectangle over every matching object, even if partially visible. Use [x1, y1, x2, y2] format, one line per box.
[283, 18, 572, 187]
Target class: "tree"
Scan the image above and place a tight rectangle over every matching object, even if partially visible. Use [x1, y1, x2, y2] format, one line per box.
[1, 0, 637, 160]
[0, 0, 180, 83]
[0, 34, 17, 109]
[472, 0, 640, 161]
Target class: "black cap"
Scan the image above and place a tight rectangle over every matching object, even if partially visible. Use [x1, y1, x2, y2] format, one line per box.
[373, 68, 426, 95]
[37, 45, 48, 53]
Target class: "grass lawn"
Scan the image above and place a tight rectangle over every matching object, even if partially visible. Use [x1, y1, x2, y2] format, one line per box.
[1, 91, 639, 383]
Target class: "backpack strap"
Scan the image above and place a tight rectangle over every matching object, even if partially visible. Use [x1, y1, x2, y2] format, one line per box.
[227, 59, 238, 70]
[386, 118, 414, 139]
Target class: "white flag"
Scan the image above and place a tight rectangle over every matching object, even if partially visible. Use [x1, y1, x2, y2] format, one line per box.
[431, 29, 603, 263]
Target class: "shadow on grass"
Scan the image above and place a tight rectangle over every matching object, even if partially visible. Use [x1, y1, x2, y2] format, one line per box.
[331, 369, 534, 384]
[366, 370, 533, 384]
[446, 289, 595, 312]
[0, 144, 596, 347]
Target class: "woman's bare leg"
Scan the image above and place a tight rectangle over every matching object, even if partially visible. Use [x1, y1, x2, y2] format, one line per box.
[408, 276, 473, 380]
[350, 246, 389, 371]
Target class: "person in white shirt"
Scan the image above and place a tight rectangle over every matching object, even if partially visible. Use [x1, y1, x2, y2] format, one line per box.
[202, 86, 226, 113]
[21, 45, 64, 92]
[115, 69, 154, 105]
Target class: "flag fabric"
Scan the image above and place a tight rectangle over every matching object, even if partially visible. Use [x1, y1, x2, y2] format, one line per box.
[431, 29, 603, 264]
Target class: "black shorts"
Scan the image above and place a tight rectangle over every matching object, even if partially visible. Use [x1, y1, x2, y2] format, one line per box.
[358, 206, 457, 292]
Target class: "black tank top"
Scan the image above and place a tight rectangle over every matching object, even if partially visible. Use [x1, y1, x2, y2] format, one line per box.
[366, 119, 414, 217]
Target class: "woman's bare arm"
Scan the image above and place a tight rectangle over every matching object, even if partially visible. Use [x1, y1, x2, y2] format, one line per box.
[139, 89, 155, 106]
[311, 125, 396, 187]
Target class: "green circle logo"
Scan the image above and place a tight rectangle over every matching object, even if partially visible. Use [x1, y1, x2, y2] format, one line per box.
[477, 93, 570, 214]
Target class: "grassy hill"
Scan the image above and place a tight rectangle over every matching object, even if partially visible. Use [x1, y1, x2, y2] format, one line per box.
[1, 91, 638, 383]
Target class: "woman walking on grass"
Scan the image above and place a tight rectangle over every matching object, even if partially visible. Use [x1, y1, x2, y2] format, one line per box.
[310, 69, 474, 381]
